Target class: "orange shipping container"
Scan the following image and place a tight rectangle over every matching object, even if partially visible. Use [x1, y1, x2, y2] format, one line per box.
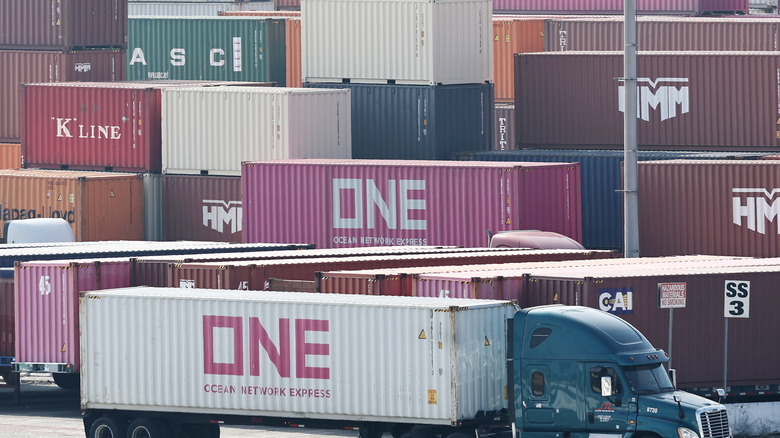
[0, 144, 21, 169]
[493, 18, 545, 102]
[0, 169, 143, 242]
[286, 18, 302, 88]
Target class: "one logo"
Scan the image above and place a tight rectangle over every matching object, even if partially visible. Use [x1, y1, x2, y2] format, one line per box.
[732, 188, 780, 235]
[618, 77, 689, 122]
[202, 200, 242, 234]
[599, 288, 633, 315]
[332, 178, 427, 231]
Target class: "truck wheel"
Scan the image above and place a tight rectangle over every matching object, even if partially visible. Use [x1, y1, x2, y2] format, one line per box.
[126, 417, 170, 438]
[88, 416, 124, 438]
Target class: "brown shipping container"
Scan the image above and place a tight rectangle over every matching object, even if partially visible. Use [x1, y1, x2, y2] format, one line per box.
[0, 50, 125, 143]
[493, 18, 545, 102]
[524, 263, 780, 390]
[544, 16, 780, 52]
[638, 160, 780, 257]
[0, 169, 143, 242]
[162, 175, 242, 243]
[514, 51, 780, 150]
[0, 0, 127, 50]
[0, 144, 21, 169]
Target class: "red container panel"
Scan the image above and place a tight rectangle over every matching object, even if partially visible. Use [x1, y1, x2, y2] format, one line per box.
[515, 51, 780, 151]
[162, 175, 242, 243]
[0, 275, 13, 359]
[0, 0, 128, 50]
[0, 50, 125, 143]
[493, 0, 748, 14]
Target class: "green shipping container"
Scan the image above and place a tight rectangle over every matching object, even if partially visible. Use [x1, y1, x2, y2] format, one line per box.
[127, 16, 286, 85]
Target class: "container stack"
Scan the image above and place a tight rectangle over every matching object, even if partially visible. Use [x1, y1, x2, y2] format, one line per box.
[302, 0, 495, 160]
[128, 1, 275, 16]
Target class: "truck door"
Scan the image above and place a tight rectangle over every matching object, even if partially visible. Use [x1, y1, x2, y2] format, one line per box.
[584, 364, 630, 435]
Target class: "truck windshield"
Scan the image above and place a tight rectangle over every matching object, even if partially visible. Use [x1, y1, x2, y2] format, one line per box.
[622, 363, 675, 395]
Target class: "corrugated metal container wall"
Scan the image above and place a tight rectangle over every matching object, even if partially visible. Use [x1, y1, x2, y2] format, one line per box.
[14, 260, 132, 372]
[169, 264, 253, 289]
[0, 50, 125, 143]
[162, 87, 351, 176]
[0, 170, 144, 242]
[162, 175, 242, 242]
[81, 289, 515, 421]
[302, 0, 492, 85]
[127, 17, 286, 84]
[0, 270, 13, 360]
[493, 0, 749, 14]
[128, 1, 274, 16]
[515, 51, 780, 151]
[638, 160, 780, 257]
[20, 83, 163, 172]
[493, 18, 544, 103]
[0, 144, 21, 169]
[524, 266, 780, 389]
[0, 0, 127, 50]
[458, 150, 767, 250]
[286, 18, 302, 88]
[218, 10, 302, 17]
[274, 0, 301, 10]
[142, 173, 162, 241]
[494, 104, 515, 151]
[544, 16, 780, 52]
[242, 160, 581, 248]
[305, 83, 493, 160]
[414, 273, 523, 300]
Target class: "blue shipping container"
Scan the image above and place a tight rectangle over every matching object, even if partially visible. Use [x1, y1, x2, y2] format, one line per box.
[305, 82, 494, 160]
[457, 149, 767, 251]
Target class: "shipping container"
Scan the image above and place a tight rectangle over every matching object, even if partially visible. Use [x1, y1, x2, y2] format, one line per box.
[458, 150, 767, 250]
[162, 87, 351, 175]
[0, 50, 125, 143]
[544, 16, 780, 52]
[14, 259, 132, 376]
[494, 104, 515, 151]
[0, 0, 127, 50]
[523, 262, 780, 390]
[0, 169, 143, 242]
[302, 0, 492, 85]
[493, 18, 544, 102]
[637, 160, 780, 257]
[218, 10, 301, 17]
[162, 174, 242, 242]
[242, 159, 581, 248]
[493, 0, 749, 14]
[515, 51, 780, 151]
[274, 0, 300, 10]
[0, 268, 15, 390]
[81, 288, 515, 422]
[305, 83, 493, 160]
[128, 1, 274, 16]
[0, 144, 21, 169]
[127, 16, 286, 84]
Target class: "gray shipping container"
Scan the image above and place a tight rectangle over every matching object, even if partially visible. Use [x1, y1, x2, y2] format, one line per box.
[305, 83, 494, 160]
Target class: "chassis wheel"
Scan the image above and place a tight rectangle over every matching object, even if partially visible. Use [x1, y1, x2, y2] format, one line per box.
[126, 417, 171, 438]
[88, 416, 124, 438]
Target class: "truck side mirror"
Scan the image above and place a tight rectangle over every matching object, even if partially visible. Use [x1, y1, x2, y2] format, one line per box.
[601, 376, 613, 397]
[668, 368, 677, 389]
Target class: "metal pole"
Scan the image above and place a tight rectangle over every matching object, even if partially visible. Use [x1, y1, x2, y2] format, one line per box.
[624, 0, 639, 258]
[668, 308, 673, 369]
[724, 318, 728, 392]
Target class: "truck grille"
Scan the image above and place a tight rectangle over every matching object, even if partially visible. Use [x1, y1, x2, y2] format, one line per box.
[699, 408, 730, 438]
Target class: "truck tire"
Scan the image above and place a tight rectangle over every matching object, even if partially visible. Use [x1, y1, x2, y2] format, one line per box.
[126, 417, 170, 438]
[88, 416, 124, 438]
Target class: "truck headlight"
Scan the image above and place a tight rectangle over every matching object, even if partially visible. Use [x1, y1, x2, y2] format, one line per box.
[678, 428, 699, 438]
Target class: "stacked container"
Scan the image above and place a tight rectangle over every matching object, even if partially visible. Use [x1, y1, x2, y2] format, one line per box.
[302, 0, 494, 160]
[0, 144, 21, 169]
[127, 1, 274, 16]
[492, 0, 749, 14]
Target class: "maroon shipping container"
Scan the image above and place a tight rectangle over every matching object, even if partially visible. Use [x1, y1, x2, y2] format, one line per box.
[162, 175, 242, 243]
[514, 51, 780, 151]
[0, 50, 125, 143]
[545, 16, 780, 52]
[0, 273, 12, 360]
[0, 0, 128, 50]
[493, 0, 748, 14]
[523, 262, 780, 390]
[637, 160, 780, 257]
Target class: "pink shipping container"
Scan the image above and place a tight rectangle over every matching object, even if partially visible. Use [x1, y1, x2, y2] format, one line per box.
[162, 175, 242, 243]
[515, 51, 780, 151]
[0, 50, 125, 143]
[493, 0, 748, 14]
[0, 0, 128, 50]
[13, 259, 132, 377]
[523, 262, 780, 390]
[638, 160, 780, 257]
[242, 159, 582, 248]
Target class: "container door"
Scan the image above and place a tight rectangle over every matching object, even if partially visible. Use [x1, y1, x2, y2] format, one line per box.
[584, 363, 630, 435]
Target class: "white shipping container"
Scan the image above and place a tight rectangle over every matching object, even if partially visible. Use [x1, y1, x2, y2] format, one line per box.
[162, 87, 351, 176]
[128, 1, 274, 16]
[80, 288, 515, 423]
[302, 0, 493, 85]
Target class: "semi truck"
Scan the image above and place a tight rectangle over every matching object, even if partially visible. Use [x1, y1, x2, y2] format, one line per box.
[79, 288, 731, 438]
